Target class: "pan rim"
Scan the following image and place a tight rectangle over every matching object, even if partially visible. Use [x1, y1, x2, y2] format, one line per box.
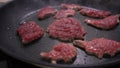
[1, 44, 120, 68]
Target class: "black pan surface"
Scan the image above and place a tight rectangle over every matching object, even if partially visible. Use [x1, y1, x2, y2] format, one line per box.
[0, 0, 120, 68]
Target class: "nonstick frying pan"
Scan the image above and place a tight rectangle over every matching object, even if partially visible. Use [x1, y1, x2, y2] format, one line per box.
[0, 0, 120, 68]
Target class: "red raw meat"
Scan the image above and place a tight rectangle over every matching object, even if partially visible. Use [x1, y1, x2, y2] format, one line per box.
[17, 21, 44, 44]
[80, 7, 111, 18]
[84, 15, 119, 29]
[54, 9, 75, 19]
[61, 3, 82, 11]
[38, 6, 57, 19]
[73, 38, 120, 58]
[47, 17, 86, 41]
[40, 43, 77, 64]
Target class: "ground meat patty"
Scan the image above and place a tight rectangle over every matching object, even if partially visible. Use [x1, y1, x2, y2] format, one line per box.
[47, 17, 86, 41]
[61, 3, 82, 11]
[79, 7, 111, 18]
[38, 6, 57, 19]
[17, 21, 44, 44]
[73, 38, 120, 58]
[84, 15, 120, 29]
[40, 43, 77, 64]
[54, 9, 76, 19]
